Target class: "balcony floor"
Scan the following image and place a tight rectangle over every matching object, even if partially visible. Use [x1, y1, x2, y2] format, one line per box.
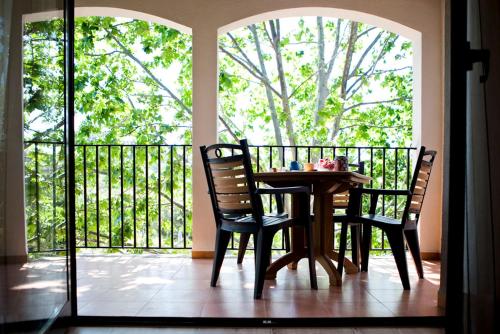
[77, 253, 442, 318]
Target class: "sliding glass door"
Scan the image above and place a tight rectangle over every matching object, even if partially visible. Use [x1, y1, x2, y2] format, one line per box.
[1, 0, 73, 332]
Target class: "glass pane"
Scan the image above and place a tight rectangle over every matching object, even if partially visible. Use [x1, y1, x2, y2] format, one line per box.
[2, 0, 69, 332]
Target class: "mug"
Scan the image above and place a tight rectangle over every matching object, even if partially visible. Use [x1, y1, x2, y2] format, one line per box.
[289, 161, 302, 171]
[334, 156, 348, 171]
[304, 162, 315, 171]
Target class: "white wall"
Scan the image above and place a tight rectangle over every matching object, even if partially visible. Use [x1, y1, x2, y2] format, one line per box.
[12, 0, 441, 256]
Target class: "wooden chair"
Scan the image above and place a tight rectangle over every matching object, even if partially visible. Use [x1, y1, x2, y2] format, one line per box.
[331, 162, 365, 270]
[337, 147, 436, 289]
[200, 139, 317, 299]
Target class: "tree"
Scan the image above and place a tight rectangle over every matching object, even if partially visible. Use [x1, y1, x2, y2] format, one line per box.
[218, 17, 413, 148]
[23, 16, 415, 253]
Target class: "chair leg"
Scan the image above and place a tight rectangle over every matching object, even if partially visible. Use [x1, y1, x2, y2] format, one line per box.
[404, 229, 424, 279]
[254, 229, 274, 299]
[361, 224, 372, 272]
[237, 232, 251, 264]
[337, 222, 349, 277]
[210, 228, 231, 287]
[253, 233, 258, 264]
[305, 223, 318, 290]
[350, 224, 361, 268]
[283, 227, 291, 253]
[386, 229, 411, 290]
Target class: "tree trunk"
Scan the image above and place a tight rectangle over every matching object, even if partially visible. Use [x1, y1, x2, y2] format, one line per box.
[315, 18, 342, 145]
[249, 25, 283, 149]
[315, 17, 327, 133]
[268, 20, 296, 147]
[331, 22, 358, 141]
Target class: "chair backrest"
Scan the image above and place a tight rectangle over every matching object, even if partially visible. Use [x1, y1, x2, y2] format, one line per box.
[402, 147, 437, 225]
[333, 162, 365, 210]
[200, 139, 264, 226]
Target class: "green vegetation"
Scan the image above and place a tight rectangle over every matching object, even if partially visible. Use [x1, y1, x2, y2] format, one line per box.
[23, 16, 413, 253]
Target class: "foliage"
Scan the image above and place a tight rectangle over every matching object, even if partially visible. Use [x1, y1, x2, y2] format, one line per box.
[23, 17, 193, 251]
[22, 16, 415, 253]
[218, 18, 413, 148]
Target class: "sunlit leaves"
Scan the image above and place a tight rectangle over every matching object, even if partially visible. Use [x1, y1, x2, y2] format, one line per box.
[218, 17, 413, 148]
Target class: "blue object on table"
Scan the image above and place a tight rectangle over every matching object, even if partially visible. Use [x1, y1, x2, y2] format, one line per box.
[289, 161, 302, 171]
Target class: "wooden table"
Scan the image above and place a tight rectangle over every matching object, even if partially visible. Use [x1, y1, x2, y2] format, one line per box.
[254, 171, 371, 286]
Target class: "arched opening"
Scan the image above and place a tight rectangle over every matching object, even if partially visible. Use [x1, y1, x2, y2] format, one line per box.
[22, 11, 193, 255]
[217, 13, 421, 255]
[217, 7, 422, 147]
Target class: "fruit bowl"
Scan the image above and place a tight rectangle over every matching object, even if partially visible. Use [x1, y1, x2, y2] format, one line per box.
[318, 158, 335, 171]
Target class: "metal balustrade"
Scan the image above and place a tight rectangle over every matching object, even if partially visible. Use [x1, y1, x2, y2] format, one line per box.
[24, 141, 415, 253]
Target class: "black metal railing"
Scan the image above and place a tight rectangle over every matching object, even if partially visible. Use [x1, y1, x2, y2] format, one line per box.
[24, 141, 67, 253]
[74, 144, 192, 250]
[247, 145, 416, 252]
[24, 142, 415, 253]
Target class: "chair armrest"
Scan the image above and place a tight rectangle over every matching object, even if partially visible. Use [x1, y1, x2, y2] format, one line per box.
[256, 186, 310, 196]
[350, 188, 411, 215]
[351, 188, 411, 196]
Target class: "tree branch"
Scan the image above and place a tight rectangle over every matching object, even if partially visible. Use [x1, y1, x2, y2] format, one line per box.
[105, 28, 192, 115]
[356, 26, 377, 40]
[349, 32, 383, 78]
[338, 123, 409, 131]
[226, 32, 264, 78]
[344, 97, 410, 111]
[219, 45, 282, 98]
[83, 50, 123, 57]
[346, 35, 399, 99]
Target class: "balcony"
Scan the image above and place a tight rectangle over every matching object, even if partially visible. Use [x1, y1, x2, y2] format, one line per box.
[2, 2, 447, 328]
[17, 142, 443, 319]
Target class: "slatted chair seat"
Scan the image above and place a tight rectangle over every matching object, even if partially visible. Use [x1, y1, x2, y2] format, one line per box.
[337, 147, 437, 290]
[231, 215, 294, 227]
[358, 214, 401, 225]
[201, 139, 317, 299]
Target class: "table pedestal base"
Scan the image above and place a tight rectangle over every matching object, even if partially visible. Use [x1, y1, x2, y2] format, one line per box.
[265, 191, 359, 284]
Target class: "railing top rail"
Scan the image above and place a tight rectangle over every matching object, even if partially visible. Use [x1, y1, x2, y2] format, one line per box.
[24, 140, 415, 151]
[73, 144, 192, 147]
[248, 145, 416, 150]
[24, 140, 65, 145]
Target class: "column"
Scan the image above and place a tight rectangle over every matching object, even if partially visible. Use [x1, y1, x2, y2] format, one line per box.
[191, 25, 219, 257]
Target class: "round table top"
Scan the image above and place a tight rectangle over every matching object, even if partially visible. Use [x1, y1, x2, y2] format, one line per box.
[254, 170, 371, 185]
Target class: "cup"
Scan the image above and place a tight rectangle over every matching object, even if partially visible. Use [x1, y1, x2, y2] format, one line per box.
[334, 156, 348, 171]
[289, 161, 302, 171]
[304, 162, 315, 172]
[269, 167, 277, 172]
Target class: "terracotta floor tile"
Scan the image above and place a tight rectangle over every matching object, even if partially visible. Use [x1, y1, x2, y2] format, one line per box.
[136, 301, 204, 317]
[316, 289, 379, 303]
[74, 255, 441, 318]
[79, 301, 147, 316]
[266, 300, 331, 318]
[151, 288, 212, 303]
[382, 300, 444, 317]
[202, 301, 267, 318]
[324, 301, 394, 318]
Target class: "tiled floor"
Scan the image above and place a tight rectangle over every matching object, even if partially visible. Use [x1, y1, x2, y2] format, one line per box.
[1, 257, 68, 323]
[77, 254, 443, 318]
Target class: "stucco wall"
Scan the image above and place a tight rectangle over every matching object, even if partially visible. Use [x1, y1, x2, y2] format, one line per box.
[13, 0, 443, 255]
